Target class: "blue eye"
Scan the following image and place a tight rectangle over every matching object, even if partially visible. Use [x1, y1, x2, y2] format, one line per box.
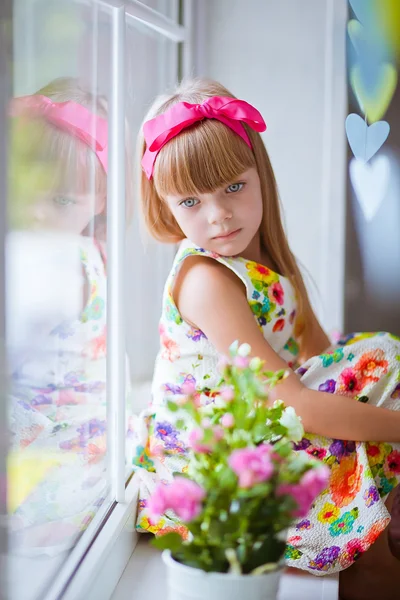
[53, 196, 76, 207]
[180, 197, 199, 208]
[226, 182, 244, 193]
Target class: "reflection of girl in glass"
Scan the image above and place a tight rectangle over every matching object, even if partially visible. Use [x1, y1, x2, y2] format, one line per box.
[8, 77, 130, 554]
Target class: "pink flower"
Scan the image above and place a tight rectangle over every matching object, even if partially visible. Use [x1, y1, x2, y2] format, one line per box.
[217, 355, 230, 371]
[161, 335, 180, 362]
[268, 282, 285, 305]
[336, 368, 363, 397]
[385, 450, 400, 475]
[188, 428, 212, 453]
[300, 466, 330, 497]
[234, 356, 250, 369]
[221, 413, 235, 428]
[229, 444, 275, 488]
[277, 467, 330, 517]
[276, 483, 312, 517]
[213, 425, 224, 441]
[220, 386, 235, 402]
[149, 478, 206, 522]
[148, 483, 169, 517]
[181, 382, 196, 395]
[330, 329, 342, 344]
[287, 535, 302, 546]
[167, 478, 206, 521]
[188, 426, 223, 452]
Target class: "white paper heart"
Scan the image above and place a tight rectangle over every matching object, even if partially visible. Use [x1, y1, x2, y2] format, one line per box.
[349, 156, 390, 221]
[345, 114, 390, 162]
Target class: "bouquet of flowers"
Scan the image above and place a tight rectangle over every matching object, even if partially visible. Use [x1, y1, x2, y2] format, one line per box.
[148, 342, 329, 575]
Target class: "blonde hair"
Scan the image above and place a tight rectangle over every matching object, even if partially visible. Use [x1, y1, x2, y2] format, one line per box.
[138, 78, 313, 354]
[16, 77, 133, 239]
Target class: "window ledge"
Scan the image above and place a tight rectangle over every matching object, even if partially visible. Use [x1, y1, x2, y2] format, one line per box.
[48, 475, 140, 600]
[111, 535, 339, 600]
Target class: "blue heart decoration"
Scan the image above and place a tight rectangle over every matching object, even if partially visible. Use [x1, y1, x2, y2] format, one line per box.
[349, 0, 375, 28]
[345, 113, 390, 162]
[347, 19, 390, 65]
[357, 57, 390, 97]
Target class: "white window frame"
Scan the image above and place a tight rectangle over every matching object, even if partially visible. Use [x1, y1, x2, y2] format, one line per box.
[0, 0, 11, 590]
[35, 2, 194, 598]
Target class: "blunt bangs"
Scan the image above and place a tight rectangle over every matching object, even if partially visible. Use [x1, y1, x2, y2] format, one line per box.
[39, 119, 106, 197]
[153, 119, 256, 199]
[12, 114, 106, 200]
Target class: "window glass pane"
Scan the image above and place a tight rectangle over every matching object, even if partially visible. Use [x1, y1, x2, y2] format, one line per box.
[80, 0, 179, 478]
[122, 18, 179, 464]
[8, 1, 111, 597]
[6, 1, 180, 598]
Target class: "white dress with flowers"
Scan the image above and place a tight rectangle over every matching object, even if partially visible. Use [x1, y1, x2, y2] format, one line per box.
[132, 239, 400, 575]
[9, 237, 109, 555]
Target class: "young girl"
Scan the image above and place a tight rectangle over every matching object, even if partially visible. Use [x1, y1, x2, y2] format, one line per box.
[8, 76, 131, 555]
[132, 78, 400, 599]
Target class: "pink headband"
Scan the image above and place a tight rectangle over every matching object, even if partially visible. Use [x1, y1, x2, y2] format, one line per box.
[10, 94, 108, 173]
[141, 95, 266, 180]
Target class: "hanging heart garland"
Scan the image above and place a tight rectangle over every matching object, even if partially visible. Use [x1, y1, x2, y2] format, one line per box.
[346, 1, 397, 221]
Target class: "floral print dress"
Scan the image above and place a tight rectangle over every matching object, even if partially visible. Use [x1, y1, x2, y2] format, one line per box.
[9, 236, 109, 555]
[132, 239, 400, 575]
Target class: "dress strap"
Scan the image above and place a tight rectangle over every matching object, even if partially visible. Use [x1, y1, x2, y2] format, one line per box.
[170, 239, 250, 295]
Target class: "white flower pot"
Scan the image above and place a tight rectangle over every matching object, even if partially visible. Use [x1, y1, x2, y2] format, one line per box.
[162, 550, 283, 600]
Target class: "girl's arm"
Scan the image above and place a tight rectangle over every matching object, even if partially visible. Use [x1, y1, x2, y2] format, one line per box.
[173, 257, 400, 443]
[299, 309, 331, 361]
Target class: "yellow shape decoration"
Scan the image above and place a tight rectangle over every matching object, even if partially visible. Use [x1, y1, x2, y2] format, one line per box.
[376, 0, 400, 62]
[347, 19, 365, 51]
[350, 63, 397, 123]
[7, 450, 69, 513]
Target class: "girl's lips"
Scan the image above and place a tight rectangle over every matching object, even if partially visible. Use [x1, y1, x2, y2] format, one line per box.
[213, 228, 241, 240]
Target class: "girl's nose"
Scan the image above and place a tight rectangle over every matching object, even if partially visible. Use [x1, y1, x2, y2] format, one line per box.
[27, 201, 48, 226]
[32, 205, 47, 222]
[208, 203, 232, 225]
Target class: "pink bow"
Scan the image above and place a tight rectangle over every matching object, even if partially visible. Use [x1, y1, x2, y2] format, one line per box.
[10, 94, 108, 173]
[141, 96, 266, 179]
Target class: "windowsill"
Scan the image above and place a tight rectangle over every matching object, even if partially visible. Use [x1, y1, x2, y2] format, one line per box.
[111, 535, 339, 600]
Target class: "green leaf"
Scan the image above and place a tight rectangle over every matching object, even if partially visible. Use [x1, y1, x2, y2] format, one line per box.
[152, 532, 184, 552]
[250, 562, 280, 575]
[243, 536, 286, 573]
[167, 400, 179, 412]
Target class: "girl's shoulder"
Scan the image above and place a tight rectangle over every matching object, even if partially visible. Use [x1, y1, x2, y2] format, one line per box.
[171, 239, 291, 294]
[169, 239, 248, 290]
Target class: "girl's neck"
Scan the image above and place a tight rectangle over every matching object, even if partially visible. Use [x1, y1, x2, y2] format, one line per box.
[234, 231, 262, 263]
[235, 232, 278, 274]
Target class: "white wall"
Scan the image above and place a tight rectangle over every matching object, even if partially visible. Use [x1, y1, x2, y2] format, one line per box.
[196, 0, 348, 334]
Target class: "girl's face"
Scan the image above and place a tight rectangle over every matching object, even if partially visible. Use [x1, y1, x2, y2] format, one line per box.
[164, 167, 263, 258]
[26, 190, 105, 234]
